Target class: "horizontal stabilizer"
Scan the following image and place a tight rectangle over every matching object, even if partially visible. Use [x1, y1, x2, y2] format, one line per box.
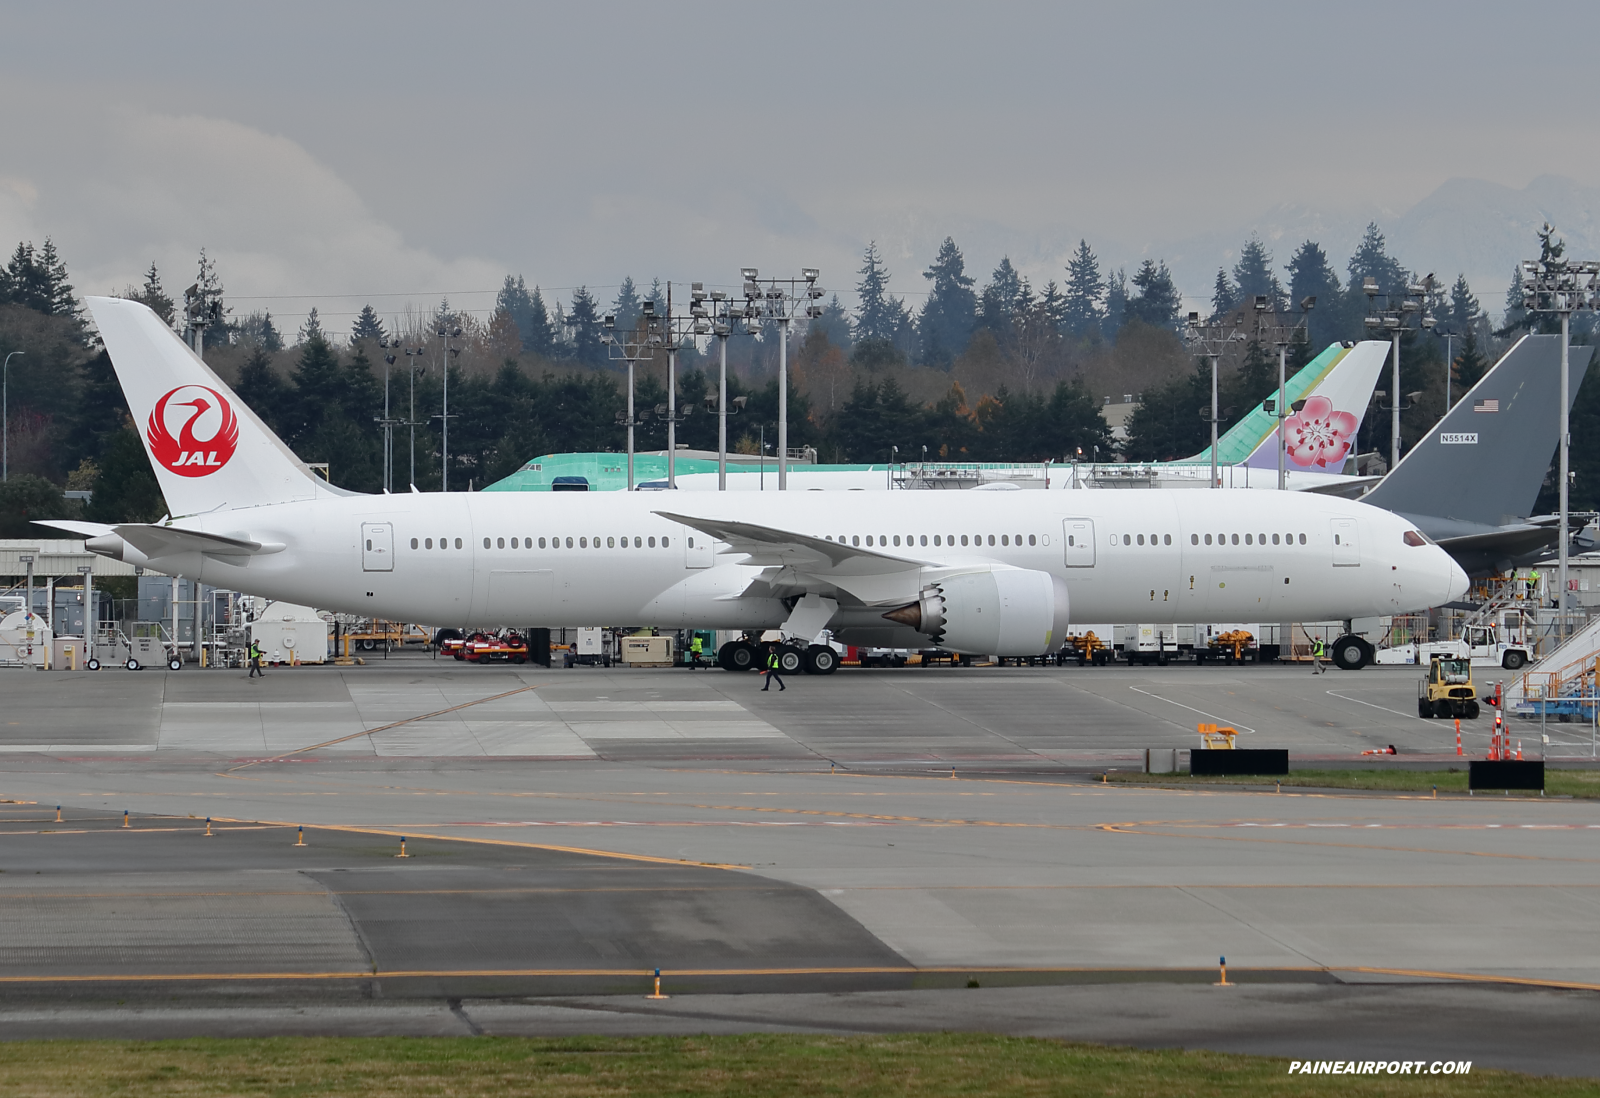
[35, 519, 280, 566]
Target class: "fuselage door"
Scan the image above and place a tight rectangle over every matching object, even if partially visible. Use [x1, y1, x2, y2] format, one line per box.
[1330, 518, 1360, 567]
[1062, 519, 1095, 567]
[362, 522, 395, 572]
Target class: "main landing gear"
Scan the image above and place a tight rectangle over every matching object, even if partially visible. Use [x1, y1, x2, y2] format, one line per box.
[717, 640, 839, 675]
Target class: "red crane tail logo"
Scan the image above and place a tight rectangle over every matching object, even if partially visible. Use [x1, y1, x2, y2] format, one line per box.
[147, 386, 240, 477]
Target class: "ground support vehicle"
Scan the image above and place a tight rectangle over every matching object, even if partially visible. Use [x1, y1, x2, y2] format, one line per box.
[1377, 624, 1534, 671]
[461, 630, 529, 664]
[1063, 631, 1111, 666]
[1201, 629, 1257, 664]
[1417, 655, 1481, 719]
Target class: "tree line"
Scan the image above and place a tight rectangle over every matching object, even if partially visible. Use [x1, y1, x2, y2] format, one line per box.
[1, 224, 1596, 540]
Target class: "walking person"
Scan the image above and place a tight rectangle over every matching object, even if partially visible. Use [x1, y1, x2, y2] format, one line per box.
[761, 643, 786, 692]
[248, 638, 264, 678]
[1311, 636, 1326, 675]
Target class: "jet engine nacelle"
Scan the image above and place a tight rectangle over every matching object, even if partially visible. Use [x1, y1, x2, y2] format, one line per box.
[883, 568, 1070, 656]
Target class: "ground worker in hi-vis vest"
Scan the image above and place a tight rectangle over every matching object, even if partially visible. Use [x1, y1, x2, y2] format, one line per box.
[1312, 637, 1326, 675]
[248, 639, 264, 678]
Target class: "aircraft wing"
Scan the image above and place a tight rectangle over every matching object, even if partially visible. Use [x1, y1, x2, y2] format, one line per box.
[654, 511, 927, 571]
[655, 511, 931, 605]
[1433, 523, 1559, 575]
[32, 519, 115, 539]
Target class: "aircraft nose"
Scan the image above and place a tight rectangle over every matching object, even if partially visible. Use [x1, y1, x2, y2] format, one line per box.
[1442, 552, 1469, 605]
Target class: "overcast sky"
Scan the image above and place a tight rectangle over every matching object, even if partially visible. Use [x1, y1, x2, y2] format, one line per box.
[3, 1, 1597, 329]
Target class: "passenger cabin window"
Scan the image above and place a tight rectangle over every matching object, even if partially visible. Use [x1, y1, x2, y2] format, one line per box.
[410, 538, 418, 549]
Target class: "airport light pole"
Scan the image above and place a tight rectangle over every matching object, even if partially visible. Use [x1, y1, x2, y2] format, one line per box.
[404, 348, 425, 489]
[1520, 233, 1600, 642]
[377, 340, 403, 493]
[702, 288, 741, 490]
[601, 300, 663, 491]
[433, 323, 462, 490]
[1184, 314, 1246, 488]
[2, 350, 21, 482]
[739, 268, 825, 490]
[1363, 274, 1434, 473]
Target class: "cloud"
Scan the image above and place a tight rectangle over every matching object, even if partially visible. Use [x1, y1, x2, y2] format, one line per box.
[0, 100, 505, 327]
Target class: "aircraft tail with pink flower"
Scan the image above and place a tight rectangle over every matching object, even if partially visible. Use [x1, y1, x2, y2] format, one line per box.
[1239, 340, 1389, 475]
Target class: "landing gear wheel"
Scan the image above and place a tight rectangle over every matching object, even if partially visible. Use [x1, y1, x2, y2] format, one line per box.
[804, 644, 839, 675]
[1331, 635, 1372, 671]
[85, 658, 100, 671]
[1502, 651, 1527, 670]
[168, 658, 183, 671]
[777, 646, 805, 675]
[1464, 700, 1480, 720]
[719, 641, 757, 672]
[125, 659, 140, 671]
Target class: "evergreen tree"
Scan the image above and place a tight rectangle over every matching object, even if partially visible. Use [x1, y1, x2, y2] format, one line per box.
[128, 263, 176, 326]
[195, 249, 228, 349]
[1126, 260, 1182, 331]
[917, 237, 976, 368]
[235, 346, 288, 438]
[1448, 273, 1480, 334]
[1061, 240, 1104, 338]
[85, 426, 164, 523]
[1347, 222, 1407, 296]
[1, 241, 54, 314]
[612, 276, 642, 333]
[297, 307, 325, 345]
[832, 377, 925, 461]
[1101, 268, 1127, 342]
[1231, 237, 1286, 311]
[1039, 280, 1067, 331]
[1453, 324, 1489, 397]
[567, 286, 604, 367]
[350, 304, 387, 345]
[259, 311, 284, 353]
[494, 274, 552, 355]
[523, 286, 555, 356]
[645, 279, 666, 315]
[1210, 268, 1236, 320]
[975, 257, 1029, 339]
[809, 294, 853, 355]
[287, 332, 341, 446]
[853, 242, 908, 344]
[1501, 264, 1528, 334]
[1285, 240, 1342, 348]
[1122, 365, 1210, 460]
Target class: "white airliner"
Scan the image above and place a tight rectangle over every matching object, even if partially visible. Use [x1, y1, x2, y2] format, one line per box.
[49, 297, 1467, 674]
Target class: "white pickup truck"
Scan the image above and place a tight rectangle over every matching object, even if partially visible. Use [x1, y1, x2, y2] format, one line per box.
[1374, 624, 1533, 670]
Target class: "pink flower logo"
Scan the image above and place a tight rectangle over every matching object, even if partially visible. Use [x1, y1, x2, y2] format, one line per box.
[1283, 395, 1357, 469]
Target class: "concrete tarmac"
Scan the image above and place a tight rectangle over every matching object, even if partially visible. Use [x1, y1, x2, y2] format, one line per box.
[1, 658, 1596, 1073]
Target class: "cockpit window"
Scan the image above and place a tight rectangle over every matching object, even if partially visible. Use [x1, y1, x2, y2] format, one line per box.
[1403, 530, 1429, 547]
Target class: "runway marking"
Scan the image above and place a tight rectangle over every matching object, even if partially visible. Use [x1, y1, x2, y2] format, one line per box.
[198, 816, 750, 870]
[1128, 688, 1255, 733]
[1096, 820, 1600, 862]
[222, 684, 543, 772]
[1, 963, 1595, 994]
[1324, 690, 1424, 721]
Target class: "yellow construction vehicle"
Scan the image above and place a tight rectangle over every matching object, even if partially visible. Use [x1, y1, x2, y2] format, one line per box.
[1417, 655, 1481, 720]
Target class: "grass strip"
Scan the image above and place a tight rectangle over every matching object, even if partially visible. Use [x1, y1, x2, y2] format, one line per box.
[0, 1034, 1591, 1097]
[1106, 768, 1600, 797]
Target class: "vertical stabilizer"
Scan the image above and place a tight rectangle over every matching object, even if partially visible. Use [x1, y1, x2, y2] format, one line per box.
[1240, 340, 1389, 472]
[1363, 334, 1591, 527]
[1189, 342, 1349, 465]
[86, 296, 341, 516]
